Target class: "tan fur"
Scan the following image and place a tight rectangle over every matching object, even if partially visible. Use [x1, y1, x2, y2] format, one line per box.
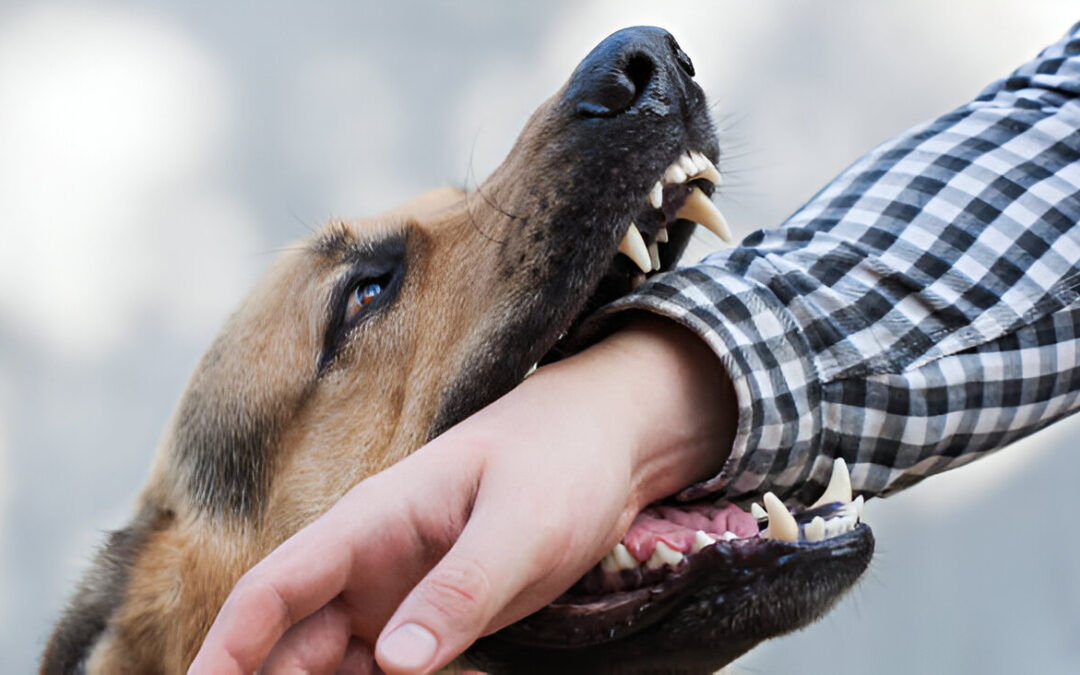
[43, 44, 702, 666]
[50, 145, 564, 671]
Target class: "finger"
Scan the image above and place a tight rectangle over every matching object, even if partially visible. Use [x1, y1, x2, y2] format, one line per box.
[336, 638, 377, 675]
[191, 504, 360, 673]
[261, 596, 352, 674]
[373, 496, 580, 674]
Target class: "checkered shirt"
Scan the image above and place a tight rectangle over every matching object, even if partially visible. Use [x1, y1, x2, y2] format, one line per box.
[605, 22, 1080, 505]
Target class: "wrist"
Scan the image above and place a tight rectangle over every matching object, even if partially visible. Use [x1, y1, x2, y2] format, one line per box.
[552, 314, 736, 511]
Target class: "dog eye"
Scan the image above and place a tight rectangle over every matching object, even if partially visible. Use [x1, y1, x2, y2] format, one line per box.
[346, 281, 383, 320]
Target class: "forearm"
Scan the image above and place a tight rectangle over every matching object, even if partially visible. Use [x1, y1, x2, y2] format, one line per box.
[591, 23, 1080, 504]
[576, 314, 737, 509]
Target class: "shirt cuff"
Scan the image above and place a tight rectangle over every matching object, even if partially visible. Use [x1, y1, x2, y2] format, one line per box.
[592, 262, 826, 503]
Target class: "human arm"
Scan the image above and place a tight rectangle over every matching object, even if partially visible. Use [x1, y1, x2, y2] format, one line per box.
[190, 316, 738, 674]
[593, 22, 1080, 505]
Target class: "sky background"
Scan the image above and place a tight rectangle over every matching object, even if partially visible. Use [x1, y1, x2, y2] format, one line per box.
[2, 1, 1079, 673]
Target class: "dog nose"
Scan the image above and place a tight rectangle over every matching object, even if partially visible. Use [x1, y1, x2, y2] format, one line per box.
[563, 26, 695, 118]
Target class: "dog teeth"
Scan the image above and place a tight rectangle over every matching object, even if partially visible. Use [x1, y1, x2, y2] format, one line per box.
[689, 151, 722, 185]
[823, 512, 858, 538]
[678, 154, 698, 177]
[648, 241, 661, 271]
[762, 492, 799, 543]
[675, 186, 732, 242]
[811, 457, 853, 508]
[691, 530, 716, 553]
[649, 181, 663, 209]
[750, 502, 767, 520]
[663, 163, 688, 185]
[646, 541, 684, 569]
[804, 516, 826, 543]
[611, 542, 638, 571]
[618, 222, 651, 274]
[660, 151, 722, 188]
[639, 151, 727, 254]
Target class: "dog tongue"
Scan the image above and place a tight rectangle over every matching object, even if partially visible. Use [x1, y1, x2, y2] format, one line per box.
[623, 503, 758, 562]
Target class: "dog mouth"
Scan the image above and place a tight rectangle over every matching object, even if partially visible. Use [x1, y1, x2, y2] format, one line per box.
[467, 148, 876, 672]
[463, 26, 874, 674]
[613, 149, 729, 284]
[472, 458, 873, 673]
[575, 462, 863, 601]
[539, 149, 728, 368]
[505, 459, 864, 640]
[471, 129, 874, 675]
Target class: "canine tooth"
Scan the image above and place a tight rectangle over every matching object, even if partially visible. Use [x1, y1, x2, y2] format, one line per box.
[691, 530, 716, 553]
[804, 516, 825, 543]
[649, 181, 663, 209]
[750, 503, 767, 520]
[811, 458, 853, 508]
[853, 494, 865, 520]
[675, 187, 732, 242]
[663, 162, 687, 184]
[679, 153, 697, 176]
[618, 223, 651, 274]
[612, 543, 638, 570]
[646, 541, 684, 569]
[648, 241, 661, 271]
[656, 227, 669, 243]
[762, 492, 798, 543]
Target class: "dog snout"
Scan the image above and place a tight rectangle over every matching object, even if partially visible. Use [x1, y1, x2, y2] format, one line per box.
[562, 26, 696, 118]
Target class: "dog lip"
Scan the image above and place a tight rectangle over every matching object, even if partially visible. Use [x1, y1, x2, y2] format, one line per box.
[486, 522, 875, 650]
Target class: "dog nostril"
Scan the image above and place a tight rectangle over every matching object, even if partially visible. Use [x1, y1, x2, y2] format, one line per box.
[667, 34, 694, 77]
[575, 52, 655, 118]
[624, 53, 654, 101]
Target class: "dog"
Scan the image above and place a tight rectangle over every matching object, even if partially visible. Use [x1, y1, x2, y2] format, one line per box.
[42, 26, 872, 674]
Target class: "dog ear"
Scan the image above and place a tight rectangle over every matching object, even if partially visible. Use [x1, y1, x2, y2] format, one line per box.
[41, 505, 169, 675]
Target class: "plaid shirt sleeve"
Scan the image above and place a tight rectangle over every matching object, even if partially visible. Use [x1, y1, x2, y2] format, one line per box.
[603, 23, 1080, 505]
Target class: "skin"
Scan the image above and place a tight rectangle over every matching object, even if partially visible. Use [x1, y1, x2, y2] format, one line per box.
[190, 315, 738, 674]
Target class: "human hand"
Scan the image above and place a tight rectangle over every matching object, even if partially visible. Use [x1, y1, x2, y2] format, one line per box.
[189, 316, 735, 674]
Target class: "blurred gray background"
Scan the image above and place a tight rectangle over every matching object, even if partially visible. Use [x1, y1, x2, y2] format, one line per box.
[2, 1, 1078, 672]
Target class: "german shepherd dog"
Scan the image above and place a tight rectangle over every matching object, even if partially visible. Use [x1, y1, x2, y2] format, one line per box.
[42, 27, 873, 674]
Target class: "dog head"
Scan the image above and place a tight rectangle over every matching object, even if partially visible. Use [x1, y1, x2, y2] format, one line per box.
[43, 26, 872, 674]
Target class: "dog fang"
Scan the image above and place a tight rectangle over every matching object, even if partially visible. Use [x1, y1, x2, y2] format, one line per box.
[762, 492, 799, 542]
[618, 222, 652, 274]
[675, 186, 732, 242]
[811, 457, 853, 508]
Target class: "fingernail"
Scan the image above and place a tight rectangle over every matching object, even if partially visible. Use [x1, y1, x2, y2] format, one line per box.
[378, 622, 438, 671]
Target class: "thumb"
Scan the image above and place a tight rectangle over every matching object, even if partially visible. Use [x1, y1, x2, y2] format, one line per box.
[372, 502, 558, 674]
